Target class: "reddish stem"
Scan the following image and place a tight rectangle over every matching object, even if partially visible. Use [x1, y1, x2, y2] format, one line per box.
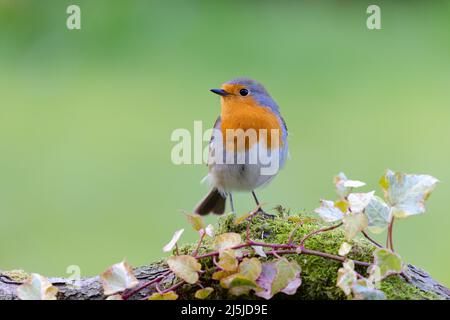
[387, 217, 395, 252]
[195, 240, 369, 267]
[161, 280, 185, 294]
[362, 231, 382, 248]
[192, 232, 206, 256]
[212, 256, 223, 270]
[300, 223, 343, 246]
[287, 222, 302, 244]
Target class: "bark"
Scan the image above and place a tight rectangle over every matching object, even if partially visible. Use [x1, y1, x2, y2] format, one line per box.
[1, 262, 449, 300]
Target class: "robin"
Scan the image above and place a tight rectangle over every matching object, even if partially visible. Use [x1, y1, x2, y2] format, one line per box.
[194, 78, 288, 216]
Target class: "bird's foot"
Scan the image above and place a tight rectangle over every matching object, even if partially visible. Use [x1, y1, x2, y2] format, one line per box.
[255, 207, 276, 219]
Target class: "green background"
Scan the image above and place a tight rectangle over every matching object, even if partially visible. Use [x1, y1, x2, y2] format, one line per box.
[1, 0, 449, 286]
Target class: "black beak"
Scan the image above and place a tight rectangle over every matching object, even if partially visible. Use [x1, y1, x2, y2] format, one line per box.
[210, 88, 230, 96]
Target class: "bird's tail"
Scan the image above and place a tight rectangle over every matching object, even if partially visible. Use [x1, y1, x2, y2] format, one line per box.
[194, 188, 226, 215]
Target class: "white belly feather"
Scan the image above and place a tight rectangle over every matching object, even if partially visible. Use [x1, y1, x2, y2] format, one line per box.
[205, 141, 286, 193]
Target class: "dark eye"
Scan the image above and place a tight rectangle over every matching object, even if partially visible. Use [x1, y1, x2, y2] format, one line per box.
[239, 88, 249, 96]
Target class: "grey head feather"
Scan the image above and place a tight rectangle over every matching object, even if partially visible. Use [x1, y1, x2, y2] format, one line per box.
[224, 77, 280, 114]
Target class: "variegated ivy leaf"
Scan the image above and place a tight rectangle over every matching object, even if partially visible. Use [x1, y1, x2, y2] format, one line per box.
[380, 170, 438, 218]
[334, 200, 348, 214]
[351, 282, 386, 300]
[100, 261, 139, 296]
[238, 258, 262, 281]
[365, 196, 392, 234]
[218, 258, 263, 296]
[373, 248, 403, 279]
[220, 274, 262, 296]
[17, 273, 59, 300]
[347, 191, 374, 213]
[167, 255, 202, 284]
[204, 224, 215, 237]
[336, 260, 357, 296]
[343, 259, 355, 270]
[213, 232, 242, 252]
[314, 200, 344, 223]
[367, 265, 383, 285]
[343, 212, 368, 241]
[105, 294, 123, 300]
[148, 291, 179, 300]
[194, 287, 214, 299]
[163, 229, 184, 252]
[334, 172, 366, 199]
[338, 242, 352, 256]
[212, 270, 235, 280]
[186, 213, 205, 231]
[217, 249, 239, 272]
[255, 258, 302, 300]
[252, 246, 267, 258]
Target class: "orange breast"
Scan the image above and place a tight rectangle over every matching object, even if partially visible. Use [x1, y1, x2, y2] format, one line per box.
[220, 96, 283, 152]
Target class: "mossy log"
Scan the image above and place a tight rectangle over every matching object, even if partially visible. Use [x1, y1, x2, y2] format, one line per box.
[1, 212, 449, 300]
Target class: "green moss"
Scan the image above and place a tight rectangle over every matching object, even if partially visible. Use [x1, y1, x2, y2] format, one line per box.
[183, 209, 440, 300]
[380, 276, 442, 300]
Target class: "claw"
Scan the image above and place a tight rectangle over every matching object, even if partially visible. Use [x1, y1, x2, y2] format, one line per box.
[255, 207, 276, 219]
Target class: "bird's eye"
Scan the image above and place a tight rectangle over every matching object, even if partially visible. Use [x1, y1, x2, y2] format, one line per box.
[239, 88, 249, 96]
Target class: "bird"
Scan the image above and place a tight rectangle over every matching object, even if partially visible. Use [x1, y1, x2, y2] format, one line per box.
[194, 77, 288, 216]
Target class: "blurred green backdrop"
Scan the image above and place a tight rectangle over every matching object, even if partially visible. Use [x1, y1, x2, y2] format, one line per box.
[1, 0, 449, 286]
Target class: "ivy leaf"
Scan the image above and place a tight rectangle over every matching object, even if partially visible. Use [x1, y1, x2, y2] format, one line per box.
[334, 200, 349, 214]
[238, 258, 262, 281]
[367, 265, 383, 284]
[338, 242, 352, 256]
[100, 261, 139, 296]
[213, 233, 242, 252]
[148, 291, 179, 300]
[212, 270, 235, 280]
[380, 170, 438, 218]
[204, 224, 215, 237]
[217, 249, 239, 272]
[373, 248, 403, 279]
[351, 283, 386, 300]
[218, 258, 263, 296]
[163, 229, 184, 253]
[167, 255, 202, 284]
[365, 196, 392, 234]
[273, 259, 301, 295]
[186, 213, 205, 231]
[336, 260, 357, 296]
[255, 258, 302, 300]
[334, 172, 366, 199]
[220, 274, 262, 296]
[314, 200, 344, 223]
[347, 191, 374, 213]
[17, 273, 59, 300]
[343, 212, 368, 241]
[252, 246, 267, 258]
[194, 287, 214, 299]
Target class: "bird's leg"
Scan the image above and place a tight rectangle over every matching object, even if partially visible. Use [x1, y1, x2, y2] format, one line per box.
[229, 192, 236, 214]
[251, 191, 275, 218]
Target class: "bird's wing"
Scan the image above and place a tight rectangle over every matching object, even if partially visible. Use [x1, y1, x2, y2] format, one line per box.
[210, 116, 222, 144]
[279, 114, 288, 136]
[207, 116, 221, 169]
